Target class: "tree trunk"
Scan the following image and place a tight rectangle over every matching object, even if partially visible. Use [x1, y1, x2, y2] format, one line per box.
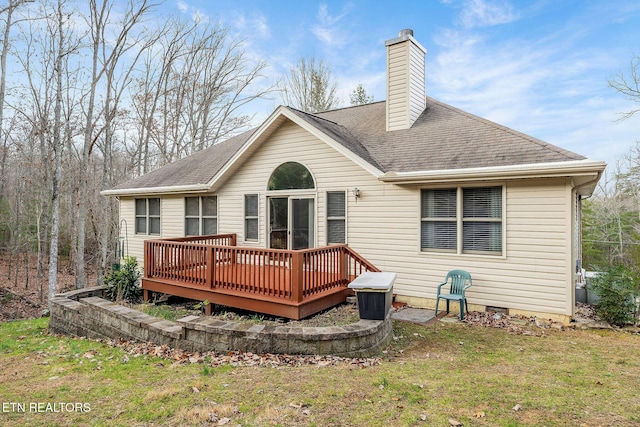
[48, 0, 65, 308]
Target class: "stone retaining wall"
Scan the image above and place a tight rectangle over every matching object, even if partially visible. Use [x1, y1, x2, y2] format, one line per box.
[49, 288, 392, 357]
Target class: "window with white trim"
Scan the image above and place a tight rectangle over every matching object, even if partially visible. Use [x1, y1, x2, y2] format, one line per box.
[244, 194, 258, 241]
[185, 196, 217, 236]
[327, 191, 346, 244]
[421, 186, 502, 255]
[135, 198, 160, 235]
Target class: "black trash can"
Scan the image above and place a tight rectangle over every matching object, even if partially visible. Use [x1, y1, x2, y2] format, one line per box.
[348, 272, 397, 320]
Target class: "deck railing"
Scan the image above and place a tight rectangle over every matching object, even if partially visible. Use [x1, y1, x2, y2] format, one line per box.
[143, 234, 379, 306]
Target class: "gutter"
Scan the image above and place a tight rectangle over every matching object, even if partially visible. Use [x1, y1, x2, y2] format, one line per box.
[573, 166, 605, 197]
[100, 183, 211, 197]
[379, 159, 607, 185]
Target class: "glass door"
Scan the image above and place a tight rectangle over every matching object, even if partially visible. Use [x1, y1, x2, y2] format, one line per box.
[268, 196, 315, 250]
[292, 198, 314, 250]
[269, 197, 288, 249]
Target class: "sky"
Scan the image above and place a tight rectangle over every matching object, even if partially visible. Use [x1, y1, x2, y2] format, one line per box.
[171, 0, 640, 169]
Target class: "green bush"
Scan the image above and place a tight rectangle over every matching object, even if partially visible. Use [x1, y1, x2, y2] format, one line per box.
[104, 256, 142, 303]
[591, 264, 639, 326]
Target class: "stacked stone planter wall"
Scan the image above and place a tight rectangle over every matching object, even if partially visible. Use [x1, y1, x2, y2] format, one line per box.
[49, 287, 392, 357]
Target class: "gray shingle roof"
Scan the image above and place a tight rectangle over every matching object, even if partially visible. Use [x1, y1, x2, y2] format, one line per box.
[109, 128, 254, 191]
[108, 97, 588, 192]
[316, 97, 585, 173]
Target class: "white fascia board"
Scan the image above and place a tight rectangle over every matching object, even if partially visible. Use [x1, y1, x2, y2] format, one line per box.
[277, 108, 385, 177]
[104, 106, 385, 197]
[379, 159, 607, 184]
[100, 184, 210, 197]
[203, 106, 290, 191]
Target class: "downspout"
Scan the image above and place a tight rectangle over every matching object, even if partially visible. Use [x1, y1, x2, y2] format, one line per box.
[571, 169, 604, 315]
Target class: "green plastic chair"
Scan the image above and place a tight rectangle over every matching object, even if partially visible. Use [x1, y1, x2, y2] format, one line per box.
[435, 270, 472, 320]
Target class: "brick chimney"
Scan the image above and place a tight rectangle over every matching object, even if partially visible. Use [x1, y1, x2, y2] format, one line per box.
[385, 29, 426, 131]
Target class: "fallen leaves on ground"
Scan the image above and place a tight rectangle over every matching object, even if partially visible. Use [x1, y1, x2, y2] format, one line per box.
[462, 311, 543, 335]
[0, 287, 43, 321]
[103, 338, 382, 368]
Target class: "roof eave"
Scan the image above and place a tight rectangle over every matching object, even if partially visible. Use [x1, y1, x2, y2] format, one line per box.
[100, 184, 211, 197]
[380, 159, 606, 193]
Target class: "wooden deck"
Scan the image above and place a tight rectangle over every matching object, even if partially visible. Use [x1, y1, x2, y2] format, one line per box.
[142, 234, 379, 319]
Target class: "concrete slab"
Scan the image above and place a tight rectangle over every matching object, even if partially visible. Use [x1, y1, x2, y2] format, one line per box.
[391, 307, 436, 325]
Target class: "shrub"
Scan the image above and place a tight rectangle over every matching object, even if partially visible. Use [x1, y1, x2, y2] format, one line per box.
[104, 256, 142, 303]
[591, 264, 639, 326]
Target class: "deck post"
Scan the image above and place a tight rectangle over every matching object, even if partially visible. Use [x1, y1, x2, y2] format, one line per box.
[206, 245, 214, 289]
[205, 301, 213, 316]
[229, 235, 237, 264]
[291, 251, 303, 303]
[339, 245, 347, 283]
[144, 241, 151, 278]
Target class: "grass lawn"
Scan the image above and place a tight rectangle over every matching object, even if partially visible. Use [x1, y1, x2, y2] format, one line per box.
[1, 317, 640, 426]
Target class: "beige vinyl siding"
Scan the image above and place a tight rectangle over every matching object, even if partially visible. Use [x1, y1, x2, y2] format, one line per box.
[386, 42, 407, 131]
[386, 38, 425, 131]
[119, 195, 188, 263]
[216, 119, 380, 247]
[389, 178, 573, 316]
[121, 119, 576, 317]
[407, 41, 425, 124]
[160, 195, 185, 238]
[327, 177, 573, 317]
[119, 197, 145, 262]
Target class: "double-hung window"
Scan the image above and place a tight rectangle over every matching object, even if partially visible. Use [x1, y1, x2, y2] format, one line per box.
[244, 194, 258, 241]
[421, 186, 502, 255]
[326, 191, 346, 244]
[135, 198, 160, 235]
[185, 196, 217, 236]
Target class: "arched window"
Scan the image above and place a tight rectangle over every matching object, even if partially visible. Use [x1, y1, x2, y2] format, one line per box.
[268, 162, 315, 190]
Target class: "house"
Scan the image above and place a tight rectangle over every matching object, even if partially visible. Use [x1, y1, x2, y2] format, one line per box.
[103, 29, 605, 322]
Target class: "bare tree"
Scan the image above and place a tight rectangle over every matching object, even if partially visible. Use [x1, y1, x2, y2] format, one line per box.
[0, 1, 278, 304]
[47, 0, 72, 308]
[10, 1, 56, 295]
[609, 54, 640, 121]
[280, 56, 340, 113]
[0, 1, 33, 197]
[131, 19, 274, 168]
[75, 0, 158, 289]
